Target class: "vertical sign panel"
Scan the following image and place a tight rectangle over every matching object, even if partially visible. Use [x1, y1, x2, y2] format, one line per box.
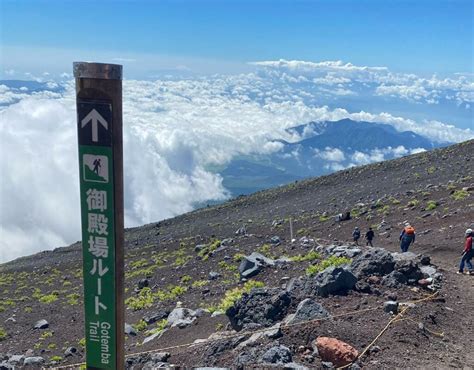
[74, 62, 124, 370]
[78, 101, 116, 368]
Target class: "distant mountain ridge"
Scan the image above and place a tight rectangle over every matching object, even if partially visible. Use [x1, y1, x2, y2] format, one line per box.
[220, 119, 447, 196]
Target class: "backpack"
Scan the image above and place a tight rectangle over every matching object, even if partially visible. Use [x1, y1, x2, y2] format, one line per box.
[404, 226, 415, 235]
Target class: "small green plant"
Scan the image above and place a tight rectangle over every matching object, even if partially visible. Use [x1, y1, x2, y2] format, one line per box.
[132, 319, 148, 332]
[146, 319, 168, 336]
[378, 205, 390, 215]
[39, 293, 59, 304]
[66, 293, 80, 305]
[0, 327, 7, 341]
[215, 323, 224, 331]
[40, 331, 53, 340]
[218, 261, 238, 272]
[319, 215, 330, 222]
[447, 183, 457, 190]
[306, 256, 352, 277]
[426, 200, 438, 211]
[50, 356, 62, 362]
[452, 189, 469, 201]
[191, 280, 209, 288]
[427, 166, 436, 174]
[180, 275, 192, 283]
[407, 199, 420, 207]
[233, 253, 245, 262]
[78, 338, 86, 348]
[218, 280, 265, 311]
[130, 258, 149, 269]
[296, 228, 309, 236]
[62, 280, 72, 287]
[198, 239, 221, 261]
[24, 306, 33, 313]
[48, 343, 57, 349]
[125, 287, 154, 310]
[389, 197, 400, 205]
[289, 250, 321, 262]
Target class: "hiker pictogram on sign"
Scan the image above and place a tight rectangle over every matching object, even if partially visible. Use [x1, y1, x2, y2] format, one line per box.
[83, 154, 109, 183]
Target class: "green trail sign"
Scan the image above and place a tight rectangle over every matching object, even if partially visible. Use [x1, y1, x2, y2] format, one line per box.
[74, 62, 124, 370]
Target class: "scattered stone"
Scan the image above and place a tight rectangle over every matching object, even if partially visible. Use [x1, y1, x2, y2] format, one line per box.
[23, 357, 45, 366]
[418, 279, 431, 287]
[7, 355, 24, 365]
[235, 226, 247, 236]
[64, 347, 78, 357]
[315, 337, 358, 368]
[195, 244, 207, 252]
[326, 245, 361, 258]
[124, 323, 137, 336]
[367, 276, 381, 285]
[137, 279, 149, 290]
[142, 329, 167, 345]
[221, 238, 234, 246]
[419, 255, 431, 266]
[4, 317, 16, 324]
[351, 248, 395, 278]
[238, 252, 275, 278]
[226, 288, 291, 331]
[270, 236, 281, 244]
[272, 219, 282, 227]
[167, 307, 198, 328]
[33, 320, 49, 329]
[261, 345, 292, 364]
[384, 301, 398, 314]
[209, 271, 220, 280]
[420, 265, 437, 278]
[144, 311, 170, 325]
[285, 298, 329, 324]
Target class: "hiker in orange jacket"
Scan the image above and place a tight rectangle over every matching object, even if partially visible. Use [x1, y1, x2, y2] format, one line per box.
[458, 228, 473, 275]
[399, 222, 415, 253]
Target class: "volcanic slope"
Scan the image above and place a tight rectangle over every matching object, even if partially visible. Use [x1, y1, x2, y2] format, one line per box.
[0, 140, 473, 369]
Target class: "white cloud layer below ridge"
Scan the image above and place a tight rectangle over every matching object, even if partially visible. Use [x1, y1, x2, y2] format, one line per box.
[1, 60, 473, 262]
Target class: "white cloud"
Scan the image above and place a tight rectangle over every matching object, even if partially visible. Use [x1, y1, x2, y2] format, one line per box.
[314, 147, 346, 162]
[0, 62, 473, 263]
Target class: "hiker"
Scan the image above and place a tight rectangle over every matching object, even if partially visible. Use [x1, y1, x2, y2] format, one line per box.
[365, 227, 374, 247]
[458, 228, 473, 275]
[352, 227, 361, 245]
[93, 158, 101, 175]
[399, 222, 416, 252]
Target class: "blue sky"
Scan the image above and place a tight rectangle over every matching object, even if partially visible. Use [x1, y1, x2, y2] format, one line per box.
[1, 0, 473, 75]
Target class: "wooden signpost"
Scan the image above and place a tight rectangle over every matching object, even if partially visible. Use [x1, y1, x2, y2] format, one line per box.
[74, 62, 124, 370]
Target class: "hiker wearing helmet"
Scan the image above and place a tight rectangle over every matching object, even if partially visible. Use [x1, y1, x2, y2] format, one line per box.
[458, 228, 473, 275]
[399, 222, 415, 253]
[352, 227, 361, 245]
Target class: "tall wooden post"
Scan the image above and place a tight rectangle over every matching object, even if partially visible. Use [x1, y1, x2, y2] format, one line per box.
[74, 62, 124, 370]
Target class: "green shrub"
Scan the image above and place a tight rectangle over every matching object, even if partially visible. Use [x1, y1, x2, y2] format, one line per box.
[407, 199, 420, 207]
[233, 253, 245, 262]
[66, 293, 80, 305]
[426, 200, 438, 210]
[146, 319, 168, 336]
[39, 293, 58, 304]
[132, 319, 148, 332]
[289, 250, 321, 262]
[191, 280, 209, 288]
[125, 287, 154, 310]
[0, 327, 7, 341]
[452, 189, 469, 200]
[78, 338, 86, 348]
[306, 256, 352, 276]
[130, 258, 149, 269]
[218, 280, 265, 311]
[48, 343, 57, 349]
[180, 275, 192, 283]
[50, 356, 62, 362]
[319, 215, 330, 222]
[218, 261, 238, 272]
[198, 239, 221, 261]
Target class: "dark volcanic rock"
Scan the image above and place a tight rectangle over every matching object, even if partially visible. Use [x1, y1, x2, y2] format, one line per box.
[394, 260, 423, 283]
[33, 319, 49, 329]
[285, 298, 329, 324]
[382, 271, 407, 288]
[350, 248, 395, 278]
[226, 288, 291, 331]
[261, 345, 292, 364]
[144, 310, 170, 325]
[238, 252, 275, 279]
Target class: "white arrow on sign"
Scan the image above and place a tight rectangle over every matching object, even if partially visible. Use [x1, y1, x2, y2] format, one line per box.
[81, 109, 108, 142]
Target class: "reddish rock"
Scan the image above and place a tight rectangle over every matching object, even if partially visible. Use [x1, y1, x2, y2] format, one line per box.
[418, 278, 431, 287]
[367, 276, 381, 284]
[315, 337, 359, 367]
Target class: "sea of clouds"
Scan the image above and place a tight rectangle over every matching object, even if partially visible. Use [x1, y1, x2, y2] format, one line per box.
[1, 60, 473, 262]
